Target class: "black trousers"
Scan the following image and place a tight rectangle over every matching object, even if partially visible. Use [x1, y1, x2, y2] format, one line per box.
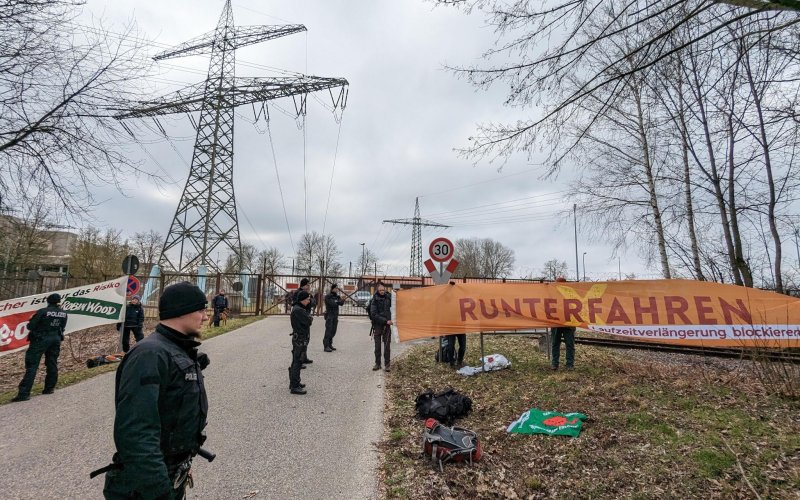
[372, 326, 391, 366]
[18, 336, 60, 397]
[447, 334, 467, 365]
[323, 314, 339, 348]
[121, 326, 144, 352]
[288, 340, 305, 389]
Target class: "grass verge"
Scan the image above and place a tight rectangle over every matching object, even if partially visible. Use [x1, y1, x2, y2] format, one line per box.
[0, 315, 265, 406]
[381, 335, 799, 499]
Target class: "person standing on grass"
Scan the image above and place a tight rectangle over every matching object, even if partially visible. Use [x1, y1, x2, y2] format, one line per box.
[551, 277, 576, 371]
[12, 293, 68, 402]
[117, 294, 145, 353]
[211, 289, 228, 327]
[369, 284, 393, 372]
[323, 283, 345, 352]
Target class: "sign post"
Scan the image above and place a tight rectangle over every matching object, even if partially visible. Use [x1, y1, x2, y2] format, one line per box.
[121, 255, 140, 276]
[425, 237, 458, 285]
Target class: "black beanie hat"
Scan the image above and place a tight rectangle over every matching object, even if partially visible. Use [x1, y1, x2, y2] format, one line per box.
[300, 278, 310, 287]
[46, 293, 61, 304]
[159, 281, 208, 320]
[330, 283, 339, 292]
[296, 290, 310, 302]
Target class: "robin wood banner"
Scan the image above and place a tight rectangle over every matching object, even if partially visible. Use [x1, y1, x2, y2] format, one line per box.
[0, 276, 128, 355]
[395, 280, 800, 347]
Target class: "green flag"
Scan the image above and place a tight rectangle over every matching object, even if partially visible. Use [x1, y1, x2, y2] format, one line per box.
[507, 408, 588, 437]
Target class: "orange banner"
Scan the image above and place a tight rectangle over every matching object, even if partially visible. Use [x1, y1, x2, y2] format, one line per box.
[395, 280, 800, 347]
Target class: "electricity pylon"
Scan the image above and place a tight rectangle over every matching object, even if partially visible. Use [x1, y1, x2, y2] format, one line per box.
[383, 197, 449, 277]
[117, 0, 348, 272]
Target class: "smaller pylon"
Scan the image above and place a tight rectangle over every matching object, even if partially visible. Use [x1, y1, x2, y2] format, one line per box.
[383, 197, 449, 277]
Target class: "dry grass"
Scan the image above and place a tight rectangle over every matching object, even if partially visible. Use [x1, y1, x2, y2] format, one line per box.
[380, 335, 800, 499]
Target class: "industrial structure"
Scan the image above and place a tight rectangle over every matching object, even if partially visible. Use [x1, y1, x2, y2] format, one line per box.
[383, 197, 449, 277]
[117, 0, 348, 273]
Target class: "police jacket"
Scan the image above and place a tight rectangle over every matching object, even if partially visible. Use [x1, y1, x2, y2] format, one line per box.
[112, 324, 208, 498]
[324, 292, 345, 317]
[27, 305, 68, 340]
[212, 294, 228, 310]
[293, 290, 316, 313]
[369, 292, 392, 329]
[290, 304, 313, 343]
[123, 302, 145, 328]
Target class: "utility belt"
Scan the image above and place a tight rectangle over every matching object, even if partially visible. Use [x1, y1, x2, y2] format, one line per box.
[90, 448, 216, 487]
[291, 332, 309, 346]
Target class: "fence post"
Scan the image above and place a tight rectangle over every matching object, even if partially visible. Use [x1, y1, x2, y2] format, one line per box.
[255, 273, 263, 316]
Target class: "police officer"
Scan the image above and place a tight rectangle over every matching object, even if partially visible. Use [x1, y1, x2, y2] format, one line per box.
[97, 281, 212, 499]
[117, 294, 145, 353]
[211, 289, 228, 327]
[12, 293, 68, 402]
[289, 290, 313, 395]
[293, 278, 316, 364]
[369, 284, 393, 372]
[323, 283, 345, 352]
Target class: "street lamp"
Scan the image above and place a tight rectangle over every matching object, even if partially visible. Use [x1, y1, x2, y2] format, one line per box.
[360, 243, 366, 276]
[582, 252, 587, 281]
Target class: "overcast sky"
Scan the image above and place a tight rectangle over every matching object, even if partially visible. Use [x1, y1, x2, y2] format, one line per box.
[79, 0, 652, 280]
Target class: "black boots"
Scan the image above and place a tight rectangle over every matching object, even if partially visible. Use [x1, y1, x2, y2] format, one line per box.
[290, 387, 307, 395]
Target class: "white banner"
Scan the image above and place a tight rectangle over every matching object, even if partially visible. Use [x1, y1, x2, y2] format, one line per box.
[0, 276, 128, 355]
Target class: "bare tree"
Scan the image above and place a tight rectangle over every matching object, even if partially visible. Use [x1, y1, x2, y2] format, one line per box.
[435, 0, 800, 164]
[453, 238, 483, 277]
[541, 259, 569, 281]
[453, 237, 515, 277]
[0, 197, 53, 275]
[0, 0, 155, 212]
[131, 230, 163, 271]
[295, 232, 344, 278]
[257, 247, 285, 276]
[69, 227, 129, 277]
[356, 247, 379, 277]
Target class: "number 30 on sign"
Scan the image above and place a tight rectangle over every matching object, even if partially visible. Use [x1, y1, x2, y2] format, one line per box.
[429, 237, 454, 263]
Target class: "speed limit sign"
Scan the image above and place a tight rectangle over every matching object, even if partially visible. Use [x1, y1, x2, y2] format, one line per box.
[429, 237, 454, 263]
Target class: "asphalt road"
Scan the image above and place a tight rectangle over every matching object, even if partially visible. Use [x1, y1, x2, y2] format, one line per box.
[0, 316, 399, 499]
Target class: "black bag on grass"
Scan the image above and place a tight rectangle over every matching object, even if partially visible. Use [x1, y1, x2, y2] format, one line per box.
[415, 387, 472, 425]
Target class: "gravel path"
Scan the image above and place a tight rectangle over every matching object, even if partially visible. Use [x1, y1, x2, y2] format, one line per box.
[0, 316, 398, 500]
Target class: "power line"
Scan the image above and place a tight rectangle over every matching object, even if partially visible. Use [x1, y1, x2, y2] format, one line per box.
[321, 117, 344, 236]
[266, 117, 296, 255]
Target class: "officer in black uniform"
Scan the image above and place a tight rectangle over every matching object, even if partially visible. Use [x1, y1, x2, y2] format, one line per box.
[369, 284, 393, 372]
[289, 290, 313, 395]
[323, 283, 345, 352]
[12, 293, 68, 402]
[117, 294, 145, 353]
[97, 281, 212, 499]
[293, 278, 316, 365]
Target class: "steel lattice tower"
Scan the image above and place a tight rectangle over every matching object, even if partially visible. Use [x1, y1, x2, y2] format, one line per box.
[384, 197, 449, 277]
[117, 1, 348, 272]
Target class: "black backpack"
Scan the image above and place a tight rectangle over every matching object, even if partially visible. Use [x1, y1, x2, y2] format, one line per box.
[415, 388, 472, 425]
[365, 298, 373, 319]
[434, 337, 455, 363]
